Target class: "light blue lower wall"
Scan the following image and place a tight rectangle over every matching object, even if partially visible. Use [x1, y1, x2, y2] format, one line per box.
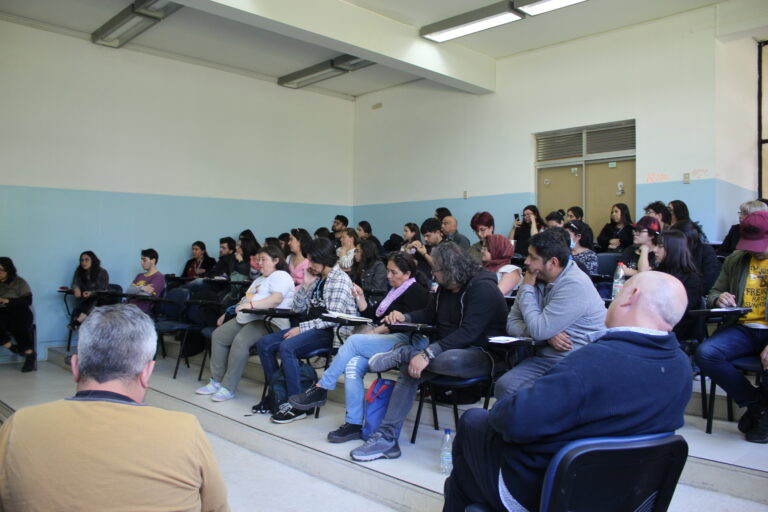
[353, 192, 537, 246]
[636, 179, 756, 242]
[0, 185, 351, 361]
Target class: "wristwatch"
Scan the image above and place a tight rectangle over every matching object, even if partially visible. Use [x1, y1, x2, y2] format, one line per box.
[423, 346, 436, 361]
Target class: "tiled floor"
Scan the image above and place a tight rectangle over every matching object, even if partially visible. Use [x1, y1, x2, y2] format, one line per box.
[1, 361, 767, 511]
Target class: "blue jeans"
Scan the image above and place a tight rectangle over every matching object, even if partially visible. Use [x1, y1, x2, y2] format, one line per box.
[317, 332, 427, 425]
[695, 325, 768, 406]
[255, 328, 334, 397]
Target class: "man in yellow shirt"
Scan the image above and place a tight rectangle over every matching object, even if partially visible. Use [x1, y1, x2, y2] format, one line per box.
[697, 211, 768, 443]
[0, 304, 229, 512]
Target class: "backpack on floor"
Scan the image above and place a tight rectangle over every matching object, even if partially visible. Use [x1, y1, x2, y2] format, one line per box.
[362, 378, 399, 441]
[265, 363, 318, 415]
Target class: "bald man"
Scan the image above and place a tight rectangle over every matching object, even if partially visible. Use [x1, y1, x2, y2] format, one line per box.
[443, 272, 692, 512]
[441, 216, 471, 252]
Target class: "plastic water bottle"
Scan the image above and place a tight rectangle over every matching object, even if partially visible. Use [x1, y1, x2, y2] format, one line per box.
[611, 262, 626, 299]
[440, 428, 453, 475]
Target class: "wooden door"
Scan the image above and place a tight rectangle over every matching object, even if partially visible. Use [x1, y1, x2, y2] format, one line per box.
[585, 160, 636, 231]
[537, 165, 583, 219]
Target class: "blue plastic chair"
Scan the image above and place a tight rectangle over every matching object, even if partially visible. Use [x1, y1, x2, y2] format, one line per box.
[539, 433, 687, 512]
[153, 287, 200, 378]
[705, 355, 763, 434]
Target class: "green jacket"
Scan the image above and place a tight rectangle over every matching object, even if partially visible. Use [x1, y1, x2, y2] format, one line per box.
[706, 250, 767, 325]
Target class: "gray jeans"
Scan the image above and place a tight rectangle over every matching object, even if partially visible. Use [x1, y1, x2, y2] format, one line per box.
[210, 317, 286, 392]
[377, 346, 493, 441]
[493, 354, 561, 399]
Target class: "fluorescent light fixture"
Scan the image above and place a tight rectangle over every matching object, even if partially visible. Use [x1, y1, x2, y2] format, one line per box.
[515, 0, 588, 16]
[278, 54, 376, 89]
[133, 0, 183, 19]
[332, 54, 375, 72]
[420, 1, 524, 43]
[278, 61, 348, 89]
[91, 1, 182, 48]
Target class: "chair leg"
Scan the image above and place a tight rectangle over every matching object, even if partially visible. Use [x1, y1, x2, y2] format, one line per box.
[451, 390, 460, 431]
[182, 331, 190, 369]
[727, 395, 734, 422]
[431, 385, 440, 431]
[483, 381, 493, 410]
[158, 330, 166, 359]
[66, 329, 73, 353]
[197, 338, 209, 381]
[706, 378, 717, 434]
[411, 385, 426, 444]
[173, 332, 187, 379]
[699, 374, 708, 419]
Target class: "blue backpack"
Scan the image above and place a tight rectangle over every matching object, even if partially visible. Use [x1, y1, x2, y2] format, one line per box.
[362, 378, 400, 440]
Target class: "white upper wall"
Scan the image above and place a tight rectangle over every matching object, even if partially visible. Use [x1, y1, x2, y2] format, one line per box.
[0, 19, 355, 206]
[354, 6, 724, 204]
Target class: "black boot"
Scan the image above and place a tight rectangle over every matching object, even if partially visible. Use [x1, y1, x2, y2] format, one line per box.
[21, 352, 37, 373]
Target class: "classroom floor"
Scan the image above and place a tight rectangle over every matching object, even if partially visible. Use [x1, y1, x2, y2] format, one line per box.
[0, 360, 766, 512]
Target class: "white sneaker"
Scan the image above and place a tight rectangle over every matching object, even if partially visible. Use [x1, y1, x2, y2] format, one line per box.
[196, 379, 221, 395]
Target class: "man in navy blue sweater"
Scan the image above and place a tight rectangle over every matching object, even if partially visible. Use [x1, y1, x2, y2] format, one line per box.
[443, 271, 692, 512]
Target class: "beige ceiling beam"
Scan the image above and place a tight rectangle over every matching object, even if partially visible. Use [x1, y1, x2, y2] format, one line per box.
[176, 0, 496, 94]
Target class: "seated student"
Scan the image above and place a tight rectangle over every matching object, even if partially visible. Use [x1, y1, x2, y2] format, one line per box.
[618, 215, 660, 277]
[254, 238, 357, 423]
[495, 229, 606, 398]
[480, 234, 521, 297]
[351, 240, 388, 306]
[435, 207, 452, 222]
[644, 200, 672, 231]
[203, 237, 237, 278]
[672, 219, 721, 292]
[289, 252, 431, 442]
[126, 249, 165, 314]
[468, 211, 495, 261]
[408, 217, 445, 271]
[402, 221, 432, 276]
[69, 251, 110, 329]
[0, 257, 36, 372]
[238, 229, 261, 251]
[565, 206, 583, 222]
[286, 228, 312, 286]
[441, 216, 471, 252]
[564, 220, 598, 275]
[596, 203, 634, 252]
[509, 205, 545, 257]
[719, 200, 768, 256]
[277, 232, 290, 256]
[233, 238, 258, 278]
[545, 210, 565, 228]
[443, 272, 692, 512]
[696, 211, 768, 443]
[332, 214, 349, 248]
[652, 230, 703, 341]
[196, 246, 295, 402]
[336, 228, 359, 272]
[668, 199, 709, 243]
[314, 226, 332, 241]
[347, 243, 508, 462]
[181, 241, 216, 278]
[356, 220, 384, 256]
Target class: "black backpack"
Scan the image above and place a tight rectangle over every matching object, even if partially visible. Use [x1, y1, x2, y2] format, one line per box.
[263, 363, 318, 415]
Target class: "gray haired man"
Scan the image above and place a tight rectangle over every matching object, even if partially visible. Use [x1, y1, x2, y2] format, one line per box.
[0, 304, 229, 512]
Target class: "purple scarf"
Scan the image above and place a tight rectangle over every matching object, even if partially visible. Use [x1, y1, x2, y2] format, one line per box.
[376, 277, 416, 318]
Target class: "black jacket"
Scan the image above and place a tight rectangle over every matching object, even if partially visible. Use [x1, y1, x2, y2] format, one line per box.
[406, 270, 507, 357]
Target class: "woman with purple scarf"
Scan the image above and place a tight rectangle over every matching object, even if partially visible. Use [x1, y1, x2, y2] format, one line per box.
[288, 252, 431, 444]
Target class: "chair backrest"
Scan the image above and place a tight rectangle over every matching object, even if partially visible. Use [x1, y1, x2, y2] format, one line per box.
[154, 287, 189, 321]
[540, 433, 688, 512]
[596, 252, 620, 276]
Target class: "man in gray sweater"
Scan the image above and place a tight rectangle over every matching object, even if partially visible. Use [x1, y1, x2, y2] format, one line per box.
[495, 228, 606, 398]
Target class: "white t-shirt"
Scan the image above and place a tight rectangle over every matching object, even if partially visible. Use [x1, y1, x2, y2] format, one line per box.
[497, 264, 521, 297]
[236, 270, 295, 324]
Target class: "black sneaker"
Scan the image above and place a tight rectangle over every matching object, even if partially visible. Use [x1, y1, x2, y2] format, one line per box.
[251, 400, 271, 415]
[328, 422, 363, 443]
[289, 386, 328, 411]
[738, 407, 758, 434]
[21, 352, 37, 373]
[745, 406, 768, 443]
[270, 403, 308, 424]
